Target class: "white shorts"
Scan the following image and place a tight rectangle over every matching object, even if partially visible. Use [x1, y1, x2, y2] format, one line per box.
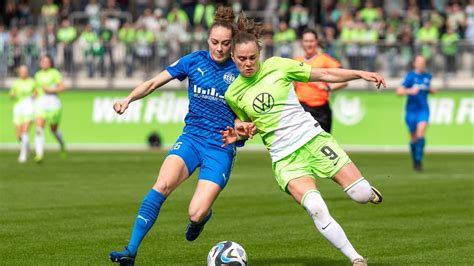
[13, 97, 34, 125]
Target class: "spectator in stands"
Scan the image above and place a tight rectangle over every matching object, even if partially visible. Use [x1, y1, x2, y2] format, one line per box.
[359, 23, 378, 72]
[85, 0, 102, 31]
[18, 0, 33, 26]
[262, 24, 274, 59]
[441, 24, 461, 76]
[103, 0, 121, 33]
[191, 24, 208, 51]
[7, 26, 22, 75]
[358, 0, 381, 25]
[59, 0, 74, 22]
[41, 0, 59, 26]
[405, 5, 421, 33]
[42, 23, 57, 61]
[135, 24, 155, 76]
[194, 0, 215, 29]
[399, 25, 415, 72]
[386, 10, 402, 33]
[273, 20, 296, 58]
[135, 0, 149, 18]
[340, 21, 360, 69]
[57, 19, 77, 75]
[466, 0, 474, 46]
[165, 12, 189, 64]
[0, 24, 9, 78]
[23, 27, 41, 74]
[137, 7, 159, 31]
[118, 22, 136, 77]
[167, 5, 190, 28]
[385, 24, 399, 77]
[4, 1, 20, 27]
[99, 16, 115, 77]
[79, 24, 103, 77]
[417, 21, 439, 66]
[429, 10, 445, 30]
[447, 3, 467, 37]
[289, 0, 309, 35]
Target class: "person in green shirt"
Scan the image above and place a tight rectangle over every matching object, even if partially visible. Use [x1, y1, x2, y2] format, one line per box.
[221, 13, 385, 266]
[441, 25, 461, 75]
[118, 22, 137, 77]
[57, 19, 77, 75]
[34, 55, 66, 163]
[10, 65, 36, 163]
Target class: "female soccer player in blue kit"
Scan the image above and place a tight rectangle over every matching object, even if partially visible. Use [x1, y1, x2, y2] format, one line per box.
[109, 7, 254, 265]
[397, 55, 436, 171]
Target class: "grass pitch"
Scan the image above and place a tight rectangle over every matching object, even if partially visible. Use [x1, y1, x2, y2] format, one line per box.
[0, 150, 473, 265]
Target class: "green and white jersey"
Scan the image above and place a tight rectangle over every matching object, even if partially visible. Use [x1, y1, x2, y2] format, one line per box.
[10, 78, 36, 104]
[34, 68, 63, 111]
[225, 57, 323, 162]
[35, 68, 62, 97]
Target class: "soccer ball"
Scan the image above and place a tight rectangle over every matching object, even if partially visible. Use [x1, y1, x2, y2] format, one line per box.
[207, 240, 247, 266]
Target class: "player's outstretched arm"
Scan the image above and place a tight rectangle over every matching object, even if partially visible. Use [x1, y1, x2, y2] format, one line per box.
[310, 68, 386, 89]
[328, 82, 348, 92]
[396, 86, 419, 96]
[114, 70, 174, 115]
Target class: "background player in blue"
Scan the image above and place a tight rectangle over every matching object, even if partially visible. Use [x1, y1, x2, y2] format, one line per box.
[397, 55, 436, 171]
[109, 7, 255, 265]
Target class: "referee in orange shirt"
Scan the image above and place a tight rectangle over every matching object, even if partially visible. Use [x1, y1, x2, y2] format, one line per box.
[294, 29, 348, 133]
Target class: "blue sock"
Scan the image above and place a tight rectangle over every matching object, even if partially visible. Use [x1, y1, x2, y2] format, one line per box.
[410, 142, 416, 162]
[127, 189, 166, 255]
[415, 138, 425, 162]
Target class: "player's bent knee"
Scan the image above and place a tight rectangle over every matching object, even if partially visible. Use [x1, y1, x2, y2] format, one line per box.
[152, 180, 173, 197]
[344, 178, 372, 204]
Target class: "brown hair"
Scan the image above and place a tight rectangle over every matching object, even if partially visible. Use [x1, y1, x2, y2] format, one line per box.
[210, 6, 236, 36]
[232, 11, 264, 51]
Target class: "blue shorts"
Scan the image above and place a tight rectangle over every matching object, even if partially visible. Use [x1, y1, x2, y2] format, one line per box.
[167, 133, 236, 189]
[405, 110, 429, 133]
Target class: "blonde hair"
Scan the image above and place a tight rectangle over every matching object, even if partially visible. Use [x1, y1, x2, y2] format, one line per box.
[232, 11, 264, 51]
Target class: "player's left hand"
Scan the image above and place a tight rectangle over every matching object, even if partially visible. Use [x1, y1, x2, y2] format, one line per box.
[235, 122, 256, 139]
[220, 126, 238, 147]
[358, 71, 386, 89]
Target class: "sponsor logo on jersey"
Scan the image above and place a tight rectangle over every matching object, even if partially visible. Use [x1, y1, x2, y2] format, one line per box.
[193, 84, 226, 103]
[253, 93, 274, 114]
[223, 72, 236, 84]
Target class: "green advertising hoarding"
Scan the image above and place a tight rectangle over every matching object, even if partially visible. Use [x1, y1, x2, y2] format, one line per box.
[1, 90, 473, 150]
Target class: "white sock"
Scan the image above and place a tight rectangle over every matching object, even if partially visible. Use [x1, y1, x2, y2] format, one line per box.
[19, 133, 29, 162]
[302, 190, 363, 262]
[35, 127, 45, 157]
[344, 178, 372, 204]
[53, 130, 65, 148]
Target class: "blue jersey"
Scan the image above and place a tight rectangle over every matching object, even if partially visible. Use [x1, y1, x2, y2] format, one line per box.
[166, 50, 240, 149]
[401, 71, 432, 111]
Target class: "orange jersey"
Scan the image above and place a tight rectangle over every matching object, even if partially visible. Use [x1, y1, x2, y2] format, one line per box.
[294, 53, 341, 107]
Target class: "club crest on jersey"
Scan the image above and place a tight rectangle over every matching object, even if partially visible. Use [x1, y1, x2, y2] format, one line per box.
[253, 93, 274, 114]
[223, 72, 236, 84]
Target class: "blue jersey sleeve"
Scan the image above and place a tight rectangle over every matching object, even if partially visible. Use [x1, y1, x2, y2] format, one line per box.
[402, 72, 414, 88]
[166, 53, 194, 81]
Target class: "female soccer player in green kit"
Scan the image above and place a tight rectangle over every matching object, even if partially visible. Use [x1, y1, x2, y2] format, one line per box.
[10, 65, 36, 163]
[34, 55, 66, 162]
[221, 13, 385, 266]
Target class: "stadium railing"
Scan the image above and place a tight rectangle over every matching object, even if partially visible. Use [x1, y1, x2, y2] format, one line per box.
[0, 41, 472, 89]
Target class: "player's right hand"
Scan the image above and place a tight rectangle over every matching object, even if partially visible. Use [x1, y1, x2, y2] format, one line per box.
[220, 126, 238, 147]
[113, 100, 129, 115]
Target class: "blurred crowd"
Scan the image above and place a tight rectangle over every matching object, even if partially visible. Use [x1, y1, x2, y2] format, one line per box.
[0, 0, 473, 80]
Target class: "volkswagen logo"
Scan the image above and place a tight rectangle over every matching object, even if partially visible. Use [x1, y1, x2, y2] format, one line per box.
[253, 93, 274, 114]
